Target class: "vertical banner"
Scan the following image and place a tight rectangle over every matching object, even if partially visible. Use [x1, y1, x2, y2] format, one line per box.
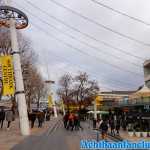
[95, 95, 103, 106]
[48, 95, 53, 108]
[0, 56, 15, 96]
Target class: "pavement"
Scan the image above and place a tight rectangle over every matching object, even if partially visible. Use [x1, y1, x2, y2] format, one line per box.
[2, 118, 149, 150]
[0, 116, 61, 150]
[11, 119, 121, 150]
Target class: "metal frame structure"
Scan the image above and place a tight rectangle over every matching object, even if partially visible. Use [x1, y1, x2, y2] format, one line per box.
[0, 4, 30, 135]
[0, 6, 28, 29]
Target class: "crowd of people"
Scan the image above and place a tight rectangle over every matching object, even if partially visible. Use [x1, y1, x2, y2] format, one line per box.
[96, 117, 121, 140]
[0, 107, 52, 130]
[28, 109, 51, 128]
[63, 112, 83, 131]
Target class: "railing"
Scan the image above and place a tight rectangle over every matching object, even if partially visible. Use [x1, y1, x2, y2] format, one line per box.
[116, 98, 150, 106]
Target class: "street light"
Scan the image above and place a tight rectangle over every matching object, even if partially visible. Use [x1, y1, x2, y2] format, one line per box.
[0, 4, 30, 135]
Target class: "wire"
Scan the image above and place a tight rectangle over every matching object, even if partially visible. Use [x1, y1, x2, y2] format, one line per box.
[42, 52, 124, 91]
[47, 0, 150, 47]
[15, 2, 143, 77]
[23, 0, 145, 61]
[29, 22, 141, 89]
[14, 2, 144, 89]
[91, 0, 150, 26]
[16, 2, 142, 69]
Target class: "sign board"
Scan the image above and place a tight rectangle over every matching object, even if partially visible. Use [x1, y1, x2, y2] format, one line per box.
[0, 56, 15, 96]
[48, 95, 53, 108]
[95, 95, 103, 106]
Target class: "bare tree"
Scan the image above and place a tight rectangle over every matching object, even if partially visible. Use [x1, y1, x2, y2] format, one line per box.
[57, 73, 72, 111]
[0, 27, 46, 111]
[57, 72, 100, 110]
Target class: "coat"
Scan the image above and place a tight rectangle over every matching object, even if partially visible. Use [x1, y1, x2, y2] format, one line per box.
[6, 110, 14, 122]
[0, 110, 5, 120]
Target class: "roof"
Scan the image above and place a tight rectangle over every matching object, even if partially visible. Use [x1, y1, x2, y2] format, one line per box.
[136, 85, 150, 93]
[101, 90, 136, 95]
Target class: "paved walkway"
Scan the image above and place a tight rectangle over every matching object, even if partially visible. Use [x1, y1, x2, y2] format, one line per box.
[12, 121, 99, 150]
[12, 119, 122, 150]
[0, 116, 61, 150]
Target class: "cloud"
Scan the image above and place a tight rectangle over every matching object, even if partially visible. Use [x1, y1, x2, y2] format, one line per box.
[14, 0, 150, 91]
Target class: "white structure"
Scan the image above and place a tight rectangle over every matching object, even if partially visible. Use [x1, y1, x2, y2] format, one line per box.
[4, 0, 30, 135]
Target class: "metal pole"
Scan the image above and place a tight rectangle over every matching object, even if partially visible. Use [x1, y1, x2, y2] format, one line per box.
[94, 99, 97, 120]
[62, 101, 65, 116]
[5, 0, 30, 135]
[53, 100, 58, 118]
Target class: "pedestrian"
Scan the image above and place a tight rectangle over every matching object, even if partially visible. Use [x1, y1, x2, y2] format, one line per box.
[37, 111, 44, 128]
[0, 108, 5, 129]
[5, 109, 14, 130]
[63, 112, 69, 129]
[67, 112, 74, 131]
[29, 112, 36, 128]
[46, 111, 51, 121]
[116, 119, 120, 135]
[110, 119, 115, 136]
[74, 113, 83, 131]
[100, 120, 108, 140]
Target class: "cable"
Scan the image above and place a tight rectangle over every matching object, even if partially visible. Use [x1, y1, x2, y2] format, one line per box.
[91, 0, 150, 26]
[16, 2, 142, 69]
[30, 23, 141, 89]
[42, 52, 122, 91]
[47, 0, 150, 47]
[23, 0, 145, 61]
[15, 2, 143, 77]
[14, 2, 144, 88]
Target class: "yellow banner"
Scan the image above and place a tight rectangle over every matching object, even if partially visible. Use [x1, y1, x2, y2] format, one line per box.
[0, 56, 15, 96]
[95, 95, 103, 106]
[48, 95, 53, 108]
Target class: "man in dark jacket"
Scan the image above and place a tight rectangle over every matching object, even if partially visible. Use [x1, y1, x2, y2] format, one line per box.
[0, 108, 5, 129]
[100, 120, 108, 140]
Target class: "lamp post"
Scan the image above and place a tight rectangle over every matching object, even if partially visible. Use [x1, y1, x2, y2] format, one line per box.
[0, 2, 30, 135]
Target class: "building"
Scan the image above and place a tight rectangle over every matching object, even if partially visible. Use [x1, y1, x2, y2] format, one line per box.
[97, 91, 135, 110]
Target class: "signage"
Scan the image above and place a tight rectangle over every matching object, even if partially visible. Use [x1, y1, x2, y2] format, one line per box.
[0, 56, 15, 96]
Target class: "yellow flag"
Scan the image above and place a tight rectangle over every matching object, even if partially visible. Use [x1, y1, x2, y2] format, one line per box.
[48, 95, 53, 108]
[95, 95, 103, 106]
[0, 56, 15, 96]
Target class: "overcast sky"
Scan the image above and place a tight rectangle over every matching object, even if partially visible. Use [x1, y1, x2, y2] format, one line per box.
[12, 0, 150, 91]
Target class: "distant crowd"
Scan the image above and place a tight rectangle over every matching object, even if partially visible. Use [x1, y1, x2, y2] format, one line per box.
[28, 109, 51, 128]
[0, 107, 52, 130]
[63, 112, 83, 131]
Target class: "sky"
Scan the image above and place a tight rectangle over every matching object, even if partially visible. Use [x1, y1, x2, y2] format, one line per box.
[9, 0, 150, 92]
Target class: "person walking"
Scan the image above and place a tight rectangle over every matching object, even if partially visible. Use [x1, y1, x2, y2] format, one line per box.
[74, 114, 83, 131]
[100, 120, 108, 140]
[67, 112, 74, 131]
[116, 119, 120, 135]
[29, 112, 36, 128]
[5, 109, 14, 130]
[0, 108, 5, 129]
[37, 111, 44, 128]
[63, 112, 69, 129]
[110, 119, 115, 136]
